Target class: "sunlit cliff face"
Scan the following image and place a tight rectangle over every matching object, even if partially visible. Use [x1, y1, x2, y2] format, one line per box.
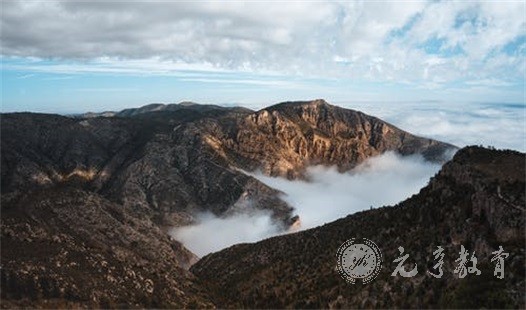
[288, 217, 302, 232]
[31, 167, 107, 186]
[64, 168, 98, 180]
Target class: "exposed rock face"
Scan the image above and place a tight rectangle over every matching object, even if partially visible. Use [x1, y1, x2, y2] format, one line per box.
[1, 100, 457, 307]
[192, 146, 525, 309]
[194, 99, 454, 178]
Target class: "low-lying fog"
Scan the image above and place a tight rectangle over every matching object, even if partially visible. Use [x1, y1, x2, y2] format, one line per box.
[341, 101, 525, 152]
[170, 152, 442, 257]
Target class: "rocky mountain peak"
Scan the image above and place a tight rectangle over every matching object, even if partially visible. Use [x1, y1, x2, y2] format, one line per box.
[270, 98, 330, 117]
[216, 100, 456, 178]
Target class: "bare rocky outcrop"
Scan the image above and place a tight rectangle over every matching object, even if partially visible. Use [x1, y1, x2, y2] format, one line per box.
[196, 99, 454, 179]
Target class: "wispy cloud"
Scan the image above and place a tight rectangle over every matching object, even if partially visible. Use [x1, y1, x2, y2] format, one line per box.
[179, 77, 299, 88]
[15, 73, 35, 79]
[464, 78, 516, 87]
[2, 57, 237, 76]
[69, 87, 140, 92]
[42, 75, 75, 81]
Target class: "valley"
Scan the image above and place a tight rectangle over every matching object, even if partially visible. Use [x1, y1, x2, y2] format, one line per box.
[1, 100, 523, 308]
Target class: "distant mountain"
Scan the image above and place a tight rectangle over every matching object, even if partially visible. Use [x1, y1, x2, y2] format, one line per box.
[1, 99, 458, 307]
[114, 102, 236, 117]
[73, 111, 116, 118]
[72, 102, 248, 119]
[192, 146, 525, 309]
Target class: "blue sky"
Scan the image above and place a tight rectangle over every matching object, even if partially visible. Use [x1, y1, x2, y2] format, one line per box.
[1, 1, 525, 113]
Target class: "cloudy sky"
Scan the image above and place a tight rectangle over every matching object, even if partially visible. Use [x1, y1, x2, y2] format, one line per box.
[1, 0, 525, 113]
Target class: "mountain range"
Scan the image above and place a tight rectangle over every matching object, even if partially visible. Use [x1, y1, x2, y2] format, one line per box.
[1, 100, 523, 308]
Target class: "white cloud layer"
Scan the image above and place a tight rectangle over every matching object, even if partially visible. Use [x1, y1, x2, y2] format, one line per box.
[339, 101, 526, 152]
[169, 211, 280, 257]
[170, 152, 441, 257]
[2, 1, 524, 85]
[251, 152, 441, 229]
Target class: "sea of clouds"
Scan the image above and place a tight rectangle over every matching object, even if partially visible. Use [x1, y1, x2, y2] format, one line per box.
[340, 101, 525, 152]
[171, 152, 441, 257]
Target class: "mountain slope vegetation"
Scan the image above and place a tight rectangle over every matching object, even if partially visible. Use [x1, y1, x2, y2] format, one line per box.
[192, 146, 525, 309]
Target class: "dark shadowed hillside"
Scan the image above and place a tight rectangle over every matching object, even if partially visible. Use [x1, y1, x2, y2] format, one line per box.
[192, 146, 525, 309]
[1, 188, 213, 308]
